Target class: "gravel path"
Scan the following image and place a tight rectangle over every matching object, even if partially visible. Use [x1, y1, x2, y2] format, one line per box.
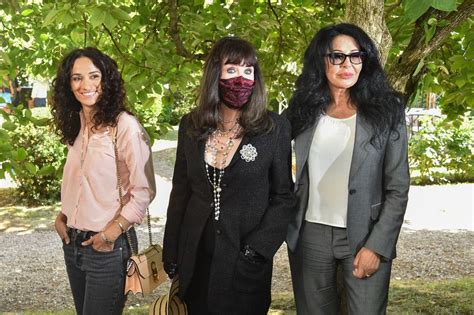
[1, 144, 472, 312]
[1, 225, 472, 312]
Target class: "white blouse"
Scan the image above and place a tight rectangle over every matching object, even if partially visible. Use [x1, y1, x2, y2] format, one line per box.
[305, 113, 356, 228]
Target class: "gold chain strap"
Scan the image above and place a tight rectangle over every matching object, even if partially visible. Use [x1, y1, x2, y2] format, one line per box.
[112, 123, 153, 256]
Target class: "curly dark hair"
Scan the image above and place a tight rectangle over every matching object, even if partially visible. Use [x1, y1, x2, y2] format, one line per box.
[286, 23, 405, 144]
[190, 36, 274, 139]
[50, 47, 127, 145]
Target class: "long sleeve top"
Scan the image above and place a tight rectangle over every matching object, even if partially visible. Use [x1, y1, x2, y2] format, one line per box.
[61, 111, 156, 232]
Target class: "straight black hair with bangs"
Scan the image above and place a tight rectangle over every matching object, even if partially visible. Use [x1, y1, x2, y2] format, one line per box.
[191, 36, 273, 139]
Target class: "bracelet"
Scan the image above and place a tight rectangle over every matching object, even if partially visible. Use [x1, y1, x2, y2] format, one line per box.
[114, 220, 126, 233]
[101, 232, 115, 245]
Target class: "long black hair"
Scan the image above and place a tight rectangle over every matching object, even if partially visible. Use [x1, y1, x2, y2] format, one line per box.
[191, 36, 273, 139]
[286, 23, 405, 143]
[51, 47, 127, 145]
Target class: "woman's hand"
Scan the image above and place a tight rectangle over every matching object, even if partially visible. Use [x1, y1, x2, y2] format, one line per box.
[81, 216, 129, 252]
[164, 262, 178, 279]
[54, 213, 70, 244]
[352, 247, 380, 279]
[81, 233, 114, 252]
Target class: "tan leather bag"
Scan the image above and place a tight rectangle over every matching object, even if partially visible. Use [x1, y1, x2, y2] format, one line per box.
[125, 243, 167, 295]
[111, 125, 166, 296]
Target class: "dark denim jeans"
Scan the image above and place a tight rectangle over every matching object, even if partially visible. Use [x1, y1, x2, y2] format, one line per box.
[63, 228, 134, 315]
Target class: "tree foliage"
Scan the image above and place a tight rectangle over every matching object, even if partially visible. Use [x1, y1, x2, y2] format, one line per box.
[0, 0, 472, 194]
[1, 0, 471, 117]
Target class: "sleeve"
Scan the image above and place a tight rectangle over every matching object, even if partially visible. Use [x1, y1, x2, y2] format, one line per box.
[118, 117, 156, 225]
[245, 116, 296, 260]
[364, 118, 410, 259]
[162, 116, 192, 263]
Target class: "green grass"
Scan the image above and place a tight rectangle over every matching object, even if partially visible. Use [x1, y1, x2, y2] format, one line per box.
[388, 278, 474, 314]
[6, 279, 471, 314]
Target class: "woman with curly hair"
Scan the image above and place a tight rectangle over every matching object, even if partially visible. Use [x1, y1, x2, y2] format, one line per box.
[51, 47, 156, 315]
[286, 23, 409, 314]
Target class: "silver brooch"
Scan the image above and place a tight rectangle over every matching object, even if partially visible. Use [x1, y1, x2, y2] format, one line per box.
[240, 144, 257, 162]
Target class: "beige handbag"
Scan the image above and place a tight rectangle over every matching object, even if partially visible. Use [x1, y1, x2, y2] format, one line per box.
[149, 276, 188, 315]
[112, 125, 167, 296]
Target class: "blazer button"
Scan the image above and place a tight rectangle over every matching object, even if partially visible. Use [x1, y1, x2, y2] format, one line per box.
[210, 202, 214, 207]
[349, 189, 357, 195]
[216, 229, 222, 235]
[222, 183, 227, 188]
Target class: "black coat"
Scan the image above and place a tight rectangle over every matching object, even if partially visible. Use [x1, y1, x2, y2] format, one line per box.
[163, 112, 295, 314]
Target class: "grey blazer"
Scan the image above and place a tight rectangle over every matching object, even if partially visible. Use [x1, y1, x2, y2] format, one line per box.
[286, 114, 410, 260]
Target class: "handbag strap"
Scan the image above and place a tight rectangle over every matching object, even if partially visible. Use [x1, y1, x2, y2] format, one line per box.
[111, 121, 153, 256]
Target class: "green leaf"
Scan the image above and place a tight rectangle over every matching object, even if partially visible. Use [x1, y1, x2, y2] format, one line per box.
[455, 78, 466, 88]
[90, 7, 107, 28]
[16, 148, 27, 161]
[32, 117, 50, 126]
[111, 7, 131, 21]
[70, 29, 83, 45]
[0, 143, 12, 153]
[431, 0, 457, 11]
[37, 165, 55, 176]
[43, 9, 59, 27]
[2, 121, 16, 131]
[103, 15, 118, 30]
[404, 0, 431, 22]
[413, 58, 425, 76]
[21, 9, 34, 16]
[25, 162, 38, 175]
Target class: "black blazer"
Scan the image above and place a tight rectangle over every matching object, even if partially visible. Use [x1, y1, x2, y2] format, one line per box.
[163, 112, 295, 313]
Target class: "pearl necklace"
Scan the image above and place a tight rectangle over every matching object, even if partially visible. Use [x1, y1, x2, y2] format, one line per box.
[205, 122, 240, 220]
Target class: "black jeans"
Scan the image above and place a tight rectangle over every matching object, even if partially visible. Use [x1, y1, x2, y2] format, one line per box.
[63, 228, 133, 315]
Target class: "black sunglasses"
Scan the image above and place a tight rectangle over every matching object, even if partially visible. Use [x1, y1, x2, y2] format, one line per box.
[325, 52, 366, 65]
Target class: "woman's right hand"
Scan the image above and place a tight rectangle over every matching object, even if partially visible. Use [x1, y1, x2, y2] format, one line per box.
[164, 262, 178, 279]
[55, 213, 70, 244]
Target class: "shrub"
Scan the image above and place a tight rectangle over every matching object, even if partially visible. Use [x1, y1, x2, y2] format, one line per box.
[131, 97, 173, 143]
[408, 115, 474, 185]
[9, 122, 66, 205]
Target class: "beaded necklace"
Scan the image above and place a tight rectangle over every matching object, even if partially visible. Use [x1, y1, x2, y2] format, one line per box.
[205, 121, 241, 220]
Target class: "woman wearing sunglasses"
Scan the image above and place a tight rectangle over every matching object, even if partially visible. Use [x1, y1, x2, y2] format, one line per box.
[285, 23, 409, 314]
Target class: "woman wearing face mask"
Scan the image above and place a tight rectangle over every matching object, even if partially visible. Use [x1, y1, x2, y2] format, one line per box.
[51, 47, 156, 314]
[162, 37, 295, 314]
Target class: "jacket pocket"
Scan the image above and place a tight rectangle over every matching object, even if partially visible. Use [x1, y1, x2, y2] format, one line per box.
[370, 202, 384, 221]
[232, 252, 271, 293]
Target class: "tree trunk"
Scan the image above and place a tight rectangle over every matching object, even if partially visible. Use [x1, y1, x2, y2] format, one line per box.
[386, 0, 474, 99]
[344, 0, 391, 66]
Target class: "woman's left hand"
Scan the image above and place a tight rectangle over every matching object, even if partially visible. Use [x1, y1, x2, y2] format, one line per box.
[352, 247, 380, 279]
[81, 234, 114, 252]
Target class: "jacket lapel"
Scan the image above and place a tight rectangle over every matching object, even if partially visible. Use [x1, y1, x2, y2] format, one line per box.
[227, 134, 249, 169]
[349, 114, 371, 182]
[295, 116, 320, 183]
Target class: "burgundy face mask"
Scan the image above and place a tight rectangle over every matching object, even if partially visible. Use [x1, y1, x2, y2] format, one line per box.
[219, 76, 255, 109]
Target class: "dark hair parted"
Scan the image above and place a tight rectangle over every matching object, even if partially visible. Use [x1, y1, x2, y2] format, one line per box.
[50, 47, 127, 145]
[286, 23, 405, 143]
[190, 36, 273, 139]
